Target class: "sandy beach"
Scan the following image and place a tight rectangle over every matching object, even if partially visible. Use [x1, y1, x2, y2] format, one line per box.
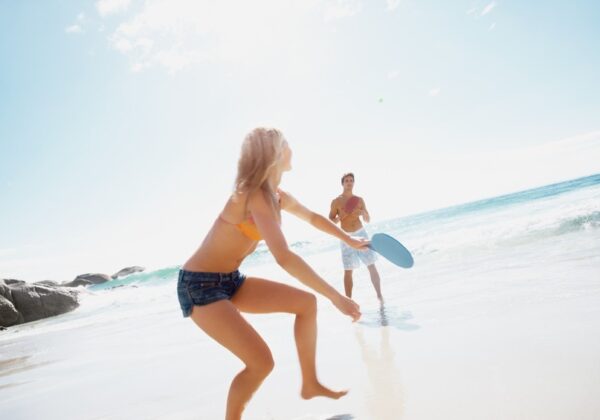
[2, 179, 599, 420]
[3, 2, 600, 418]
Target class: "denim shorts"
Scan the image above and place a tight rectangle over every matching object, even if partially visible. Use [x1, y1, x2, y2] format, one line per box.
[177, 269, 246, 317]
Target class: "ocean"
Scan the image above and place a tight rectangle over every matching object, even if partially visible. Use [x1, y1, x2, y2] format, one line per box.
[1, 174, 599, 420]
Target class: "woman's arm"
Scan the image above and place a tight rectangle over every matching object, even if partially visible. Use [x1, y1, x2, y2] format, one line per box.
[248, 190, 360, 320]
[280, 190, 369, 249]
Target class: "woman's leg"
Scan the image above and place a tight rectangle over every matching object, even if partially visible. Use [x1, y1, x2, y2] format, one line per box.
[231, 277, 348, 400]
[190, 301, 274, 420]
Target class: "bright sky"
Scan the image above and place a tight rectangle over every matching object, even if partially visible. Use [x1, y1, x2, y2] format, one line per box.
[1, 0, 599, 281]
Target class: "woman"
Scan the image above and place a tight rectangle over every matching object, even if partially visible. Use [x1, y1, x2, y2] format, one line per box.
[178, 127, 367, 420]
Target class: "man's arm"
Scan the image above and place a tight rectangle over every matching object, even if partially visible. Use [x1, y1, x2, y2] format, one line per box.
[360, 198, 371, 223]
[329, 199, 340, 224]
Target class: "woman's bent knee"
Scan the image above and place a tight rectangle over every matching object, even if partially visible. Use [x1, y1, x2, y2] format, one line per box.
[248, 353, 274, 377]
[299, 292, 317, 314]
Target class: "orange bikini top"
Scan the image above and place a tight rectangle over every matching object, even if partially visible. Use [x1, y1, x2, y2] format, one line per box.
[235, 215, 262, 241]
[220, 192, 281, 241]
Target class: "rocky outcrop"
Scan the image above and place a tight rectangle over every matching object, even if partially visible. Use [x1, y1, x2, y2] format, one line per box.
[111, 266, 145, 279]
[62, 273, 111, 288]
[0, 265, 144, 328]
[0, 294, 21, 325]
[0, 279, 79, 328]
[35, 280, 61, 287]
[62, 278, 93, 287]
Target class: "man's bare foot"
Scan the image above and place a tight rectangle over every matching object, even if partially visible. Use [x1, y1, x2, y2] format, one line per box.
[301, 382, 348, 400]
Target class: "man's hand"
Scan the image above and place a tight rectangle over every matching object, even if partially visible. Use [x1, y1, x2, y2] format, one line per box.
[361, 209, 370, 223]
[340, 206, 364, 221]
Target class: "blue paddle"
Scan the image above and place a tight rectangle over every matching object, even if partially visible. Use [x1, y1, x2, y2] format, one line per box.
[369, 233, 414, 268]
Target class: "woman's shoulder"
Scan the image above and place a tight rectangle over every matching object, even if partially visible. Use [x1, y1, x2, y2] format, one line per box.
[233, 188, 271, 204]
[277, 188, 300, 208]
[244, 188, 278, 210]
[276, 188, 291, 200]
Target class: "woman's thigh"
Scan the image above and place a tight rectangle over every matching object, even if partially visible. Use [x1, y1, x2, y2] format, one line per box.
[231, 277, 316, 315]
[190, 300, 272, 367]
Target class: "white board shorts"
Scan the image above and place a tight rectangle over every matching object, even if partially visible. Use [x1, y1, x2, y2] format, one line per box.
[340, 228, 377, 270]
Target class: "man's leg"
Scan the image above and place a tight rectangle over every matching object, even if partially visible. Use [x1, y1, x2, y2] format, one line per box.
[367, 264, 383, 300]
[343, 270, 354, 298]
[341, 241, 358, 298]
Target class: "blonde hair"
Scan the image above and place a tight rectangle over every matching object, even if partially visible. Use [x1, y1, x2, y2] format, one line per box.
[234, 127, 286, 197]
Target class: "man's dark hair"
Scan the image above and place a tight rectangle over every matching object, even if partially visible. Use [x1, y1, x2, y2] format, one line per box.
[341, 172, 355, 185]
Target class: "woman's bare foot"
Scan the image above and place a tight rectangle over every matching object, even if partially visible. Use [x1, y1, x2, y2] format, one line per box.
[301, 381, 348, 400]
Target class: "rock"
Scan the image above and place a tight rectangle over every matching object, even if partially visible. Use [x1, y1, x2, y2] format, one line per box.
[35, 280, 60, 287]
[111, 266, 145, 279]
[0, 279, 79, 328]
[0, 280, 14, 300]
[4, 279, 26, 286]
[62, 278, 94, 288]
[8, 283, 79, 323]
[69, 273, 111, 285]
[0, 295, 22, 326]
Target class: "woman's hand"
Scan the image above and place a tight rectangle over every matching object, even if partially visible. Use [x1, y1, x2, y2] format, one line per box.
[330, 293, 361, 321]
[345, 236, 370, 250]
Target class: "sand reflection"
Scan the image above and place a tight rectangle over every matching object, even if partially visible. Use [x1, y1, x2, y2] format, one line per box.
[355, 304, 406, 420]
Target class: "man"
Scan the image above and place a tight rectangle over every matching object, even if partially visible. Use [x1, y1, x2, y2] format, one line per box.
[329, 172, 383, 300]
